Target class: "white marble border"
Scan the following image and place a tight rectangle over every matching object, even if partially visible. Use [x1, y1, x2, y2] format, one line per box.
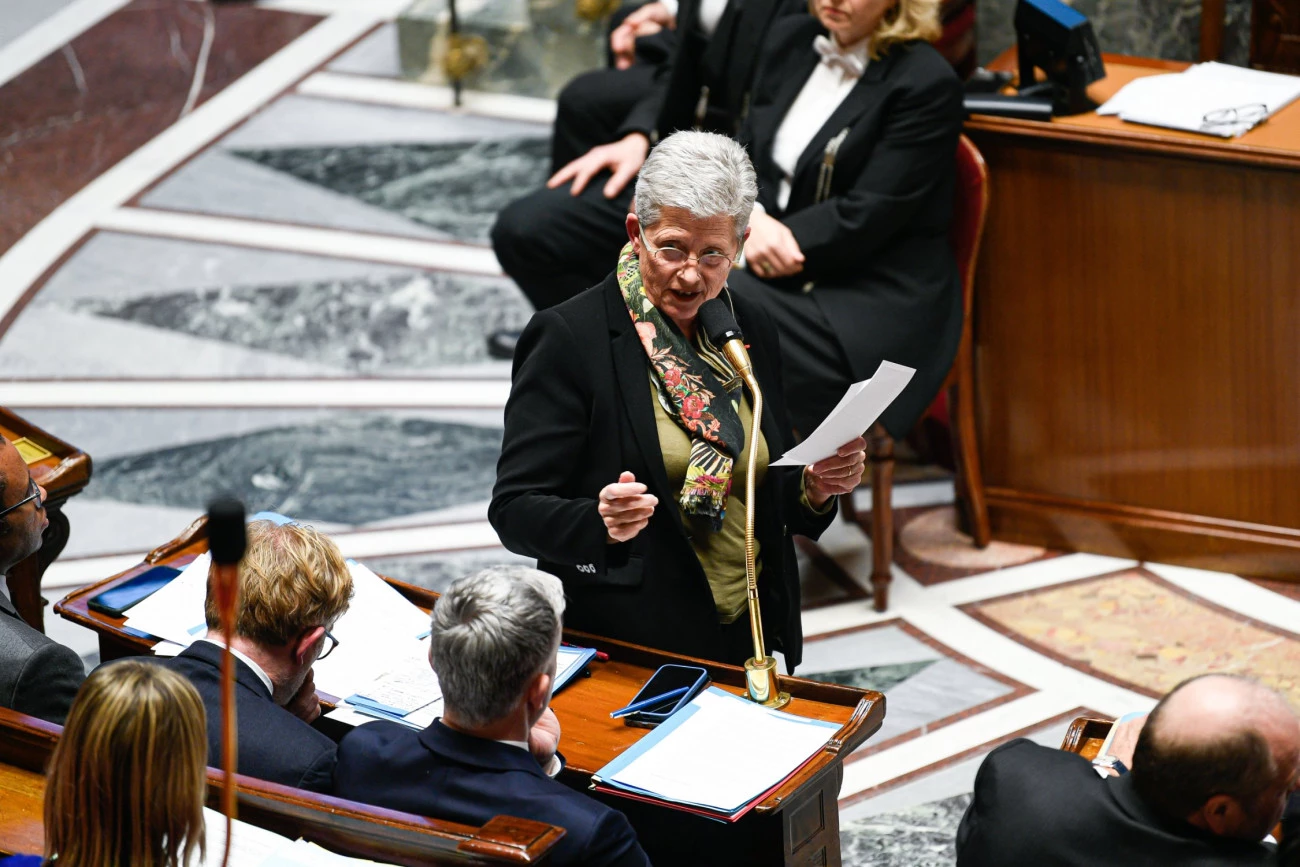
[298, 71, 558, 124]
[0, 378, 511, 409]
[96, 208, 503, 275]
[0, 0, 132, 88]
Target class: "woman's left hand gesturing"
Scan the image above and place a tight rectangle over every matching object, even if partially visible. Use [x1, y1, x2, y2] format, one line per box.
[803, 436, 868, 509]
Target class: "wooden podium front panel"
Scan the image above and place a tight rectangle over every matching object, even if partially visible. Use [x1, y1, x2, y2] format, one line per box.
[54, 521, 885, 867]
[963, 55, 1300, 578]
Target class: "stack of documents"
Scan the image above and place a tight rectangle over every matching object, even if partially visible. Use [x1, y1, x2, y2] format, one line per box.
[592, 687, 839, 821]
[126, 551, 432, 699]
[1097, 62, 1300, 137]
[771, 361, 914, 467]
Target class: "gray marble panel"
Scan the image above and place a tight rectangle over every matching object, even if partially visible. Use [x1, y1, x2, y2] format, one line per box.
[839, 793, 970, 867]
[977, 0, 1252, 67]
[223, 95, 549, 150]
[856, 658, 1015, 747]
[800, 624, 944, 675]
[140, 150, 442, 239]
[327, 22, 404, 78]
[813, 659, 937, 693]
[0, 0, 78, 50]
[86, 411, 502, 525]
[60, 269, 533, 373]
[0, 303, 344, 379]
[231, 138, 550, 245]
[364, 547, 534, 593]
[32, 232, 413, 303]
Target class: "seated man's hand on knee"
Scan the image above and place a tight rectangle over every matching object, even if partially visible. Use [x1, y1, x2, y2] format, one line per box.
[547, 132, 650, 198]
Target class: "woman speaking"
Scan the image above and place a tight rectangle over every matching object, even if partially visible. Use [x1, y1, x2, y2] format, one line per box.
[490, 131, 866, 670]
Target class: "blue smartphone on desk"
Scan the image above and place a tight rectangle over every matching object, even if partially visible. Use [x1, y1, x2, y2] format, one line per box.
[88, 565, 181, 617]
[622, 664, 710, 729]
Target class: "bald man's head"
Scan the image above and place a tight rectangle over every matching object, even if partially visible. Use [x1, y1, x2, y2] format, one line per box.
[1132, 675, 1300, 840]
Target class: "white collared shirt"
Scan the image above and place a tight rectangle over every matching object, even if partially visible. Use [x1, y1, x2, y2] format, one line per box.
[770, 35, 870, 210]
[497, 738, 562, 778]
[199, 638, 275, 697]
[658, 0, 730, 38]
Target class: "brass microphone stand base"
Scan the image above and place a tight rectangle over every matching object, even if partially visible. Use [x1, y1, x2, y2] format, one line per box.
[745, 655, 791, 709]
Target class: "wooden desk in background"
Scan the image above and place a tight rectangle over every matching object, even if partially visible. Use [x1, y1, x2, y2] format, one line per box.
[0, 707, 564, 864]
[54, 519, 885, 867]
[0, 408, 91, 632]
[963, 53, 1300, 579]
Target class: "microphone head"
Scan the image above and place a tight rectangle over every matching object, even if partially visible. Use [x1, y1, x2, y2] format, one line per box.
[207, 498, 247, 566]
[697, 298, 744, 347]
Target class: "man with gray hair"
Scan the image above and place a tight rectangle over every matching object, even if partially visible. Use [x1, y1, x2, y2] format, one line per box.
[333, 566, 652, 867]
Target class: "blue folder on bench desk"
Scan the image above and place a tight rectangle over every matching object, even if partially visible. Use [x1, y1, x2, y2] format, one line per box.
[592, 687, 840, 821]
[555, 644, 597, 692]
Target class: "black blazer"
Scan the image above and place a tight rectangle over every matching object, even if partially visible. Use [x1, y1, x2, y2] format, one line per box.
[156, 642, 336, 793]
[334, 720, 651, 867]
[619, 0, 804, 140]
[956, 739, 1280, 866]
[738, 18, 965, 436]
[0, 589, 83, 726]
[489, 274, 835, 669]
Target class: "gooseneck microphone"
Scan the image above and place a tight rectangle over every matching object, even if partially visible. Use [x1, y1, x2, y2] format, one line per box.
[697, 299, 790, 708]
[208, 497, 246, 867]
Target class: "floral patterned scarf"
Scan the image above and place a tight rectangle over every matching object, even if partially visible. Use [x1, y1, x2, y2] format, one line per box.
[617, 243, 744, 531]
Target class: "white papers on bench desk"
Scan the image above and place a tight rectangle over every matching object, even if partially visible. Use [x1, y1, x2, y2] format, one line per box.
[771, 361, 914, 467]
[196, 806, 397, 866]
[125, 555, 432, 699]
[1097, 62, 1300, 137]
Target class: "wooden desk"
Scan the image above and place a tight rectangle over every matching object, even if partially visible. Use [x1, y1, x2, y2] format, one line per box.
[54, 519, 885, 867]
[1, 408, 91, 632]
[0, 707, 564, 864]
[963, 53, 1300, 579]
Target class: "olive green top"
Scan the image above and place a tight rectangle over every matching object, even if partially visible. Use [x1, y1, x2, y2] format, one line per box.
[652, 374, 769, 624]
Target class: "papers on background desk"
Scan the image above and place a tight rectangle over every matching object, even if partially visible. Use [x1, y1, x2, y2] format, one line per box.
[592, 687, 839, 821]
[125, 552, 432, 698]
[771, 361, 914, 467]
[196, 806, 397, 866]
[1097, 62, 1300, 137]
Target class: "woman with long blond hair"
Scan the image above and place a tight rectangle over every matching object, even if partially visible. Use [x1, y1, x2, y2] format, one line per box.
[1, 661, 208, 867]
[730, 0, 964, 444]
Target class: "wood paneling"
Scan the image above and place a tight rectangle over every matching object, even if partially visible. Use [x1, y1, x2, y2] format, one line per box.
[964, 54, 1300, 579]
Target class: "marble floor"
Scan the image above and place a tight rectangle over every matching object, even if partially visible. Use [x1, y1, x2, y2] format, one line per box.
[4, 4, 1300, 866]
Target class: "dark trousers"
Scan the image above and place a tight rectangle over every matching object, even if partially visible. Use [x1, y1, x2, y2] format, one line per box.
[492, 179, 634, 311]
[725, 270, 856, 437]
[551, 64, 658, 171]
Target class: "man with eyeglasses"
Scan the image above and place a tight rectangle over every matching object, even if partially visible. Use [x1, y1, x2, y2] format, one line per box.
[0, 436, 85, 725]
[152, 519, 353, 793]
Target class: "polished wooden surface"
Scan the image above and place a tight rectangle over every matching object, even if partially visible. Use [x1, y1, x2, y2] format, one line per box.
[962, 53, 1300, 579]
[1252, 0, 1300, 73]
[0, 407, 91, 632]
[0, 706, 565, 864]
[1060, 715, 1113, 762]
[54, 519, 886, 866]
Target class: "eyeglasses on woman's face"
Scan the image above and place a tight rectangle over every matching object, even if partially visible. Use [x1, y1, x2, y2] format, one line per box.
[0, 477, 43, 521]
[639, 229, 735, 275]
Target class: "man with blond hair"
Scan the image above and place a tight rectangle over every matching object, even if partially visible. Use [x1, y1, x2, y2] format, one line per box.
[159, 519, 353, 792]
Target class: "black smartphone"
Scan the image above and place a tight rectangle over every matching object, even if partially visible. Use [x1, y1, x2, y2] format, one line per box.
[88, 565, 182, 617]
[624, 664, 710, 728]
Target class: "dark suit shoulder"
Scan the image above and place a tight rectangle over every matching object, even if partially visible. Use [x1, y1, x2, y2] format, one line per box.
[9, 639, 84, 726]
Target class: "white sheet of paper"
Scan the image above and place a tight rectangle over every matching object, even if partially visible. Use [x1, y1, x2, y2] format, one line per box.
[194, 806, 286, 866]
[350, 654, 442, 713]
[259, 840, 397, 866]
[124, 553, 212, 646]
[770, 361, 915, 467]
[606, 689, 834, 812]
[1097, 62, 1300, 137]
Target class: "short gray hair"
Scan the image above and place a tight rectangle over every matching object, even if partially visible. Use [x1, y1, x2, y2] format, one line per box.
[428, 565, 566, 727]
[634, 130, 758, 243]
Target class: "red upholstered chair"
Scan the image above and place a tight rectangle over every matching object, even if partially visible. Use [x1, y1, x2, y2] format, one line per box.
[846, 135, 992, 612]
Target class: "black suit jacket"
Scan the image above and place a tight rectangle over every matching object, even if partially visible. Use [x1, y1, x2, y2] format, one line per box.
[619, 0, 803, 140]
[157, 641, 336, 793]
[0, 588, 83, 726]
[738, 18, 965, 435]
[956, 739, 1280, 867]
[334, 720, 651, 867]
[489, 275, 835, 669]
